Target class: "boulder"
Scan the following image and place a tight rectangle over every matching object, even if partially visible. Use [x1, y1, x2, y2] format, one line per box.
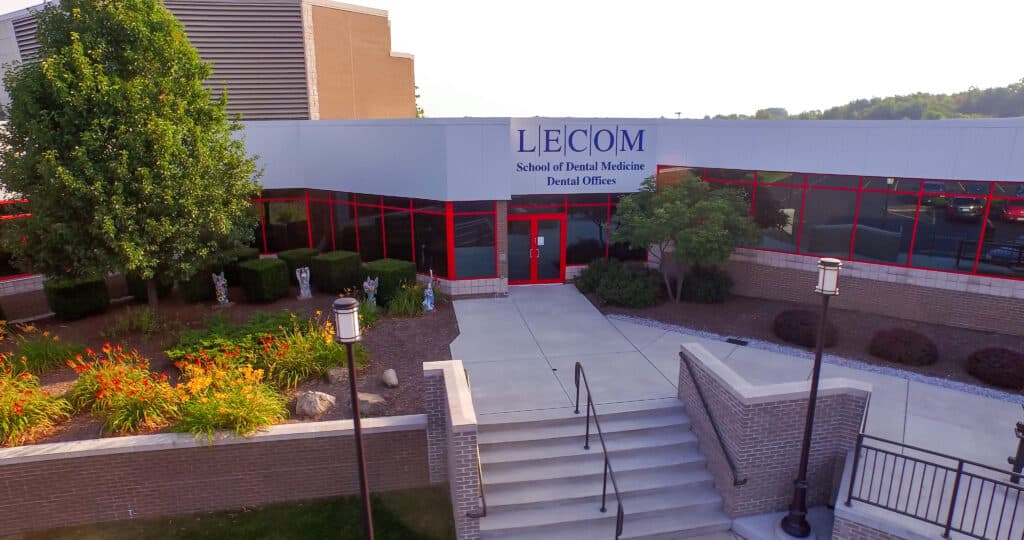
[295, 391, 336, 420]
[381, 368, 399, 388]
[325, 367, 347, 384]
[358, 392, 386, 416]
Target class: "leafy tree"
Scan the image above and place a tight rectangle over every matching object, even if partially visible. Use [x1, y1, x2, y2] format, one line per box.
[0, 0, 261, 311]
[612, 176, 761, 303]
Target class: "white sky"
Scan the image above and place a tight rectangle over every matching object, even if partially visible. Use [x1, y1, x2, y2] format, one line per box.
[2, 0, 1022, 119]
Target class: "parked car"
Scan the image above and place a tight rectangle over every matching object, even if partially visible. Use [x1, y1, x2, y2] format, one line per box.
[1002, 199, 1024, 222]
[945, 197, 985, 221]
[921, 181, 946, 206]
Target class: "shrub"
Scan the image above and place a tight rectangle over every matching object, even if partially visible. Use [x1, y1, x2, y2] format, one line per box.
[575, 258, 619, 294]
[967, 348, 1024, 390]
[277, 248, 319, 285]
[388, 282, 425, 317]
[311, 250, 362, 294]
[595, 263, 659, 308]
[363, 259, 416, 307]
[43, 276, 110, 321]
[10, 327, 86, 374]
[175, 362, 287, 439]
[680, 265, 733, 304]
[239, 258, 290, 303]
[102, 306, 160, 339]
[773, 309, 838, 349]
[869, 329, 938, 366]
[223, 247, 260, 286]
[66, 345, 180, 434]
[0, 358, 72, 445]
[125, 273, 174, 303]
[178, 264, 222, 303]
[166, 311, 297, 362]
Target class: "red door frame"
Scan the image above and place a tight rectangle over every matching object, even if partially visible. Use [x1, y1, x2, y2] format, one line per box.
[508, 213, 567, 284]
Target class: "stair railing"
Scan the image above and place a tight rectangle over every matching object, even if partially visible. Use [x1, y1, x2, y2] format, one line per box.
[679, 351, 747, 486]
[574, 362, 625, 539]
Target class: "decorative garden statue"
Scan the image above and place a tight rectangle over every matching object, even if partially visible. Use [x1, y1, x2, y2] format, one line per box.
[212, 272, 230, 306]
[362, 276, 378, 307]
[423, 270, 435, 312]
[296, 266, 312, 300]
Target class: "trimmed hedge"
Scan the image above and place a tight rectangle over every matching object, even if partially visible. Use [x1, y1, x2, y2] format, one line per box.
[238, 258, 290, 303]
[223, 247, 260, 286]
[125, 273, 173, 303]
[772, 309, 838, 349]
[311, 250, 362, 294]
[363, 258, 416, 307]
[595, 262, 660, 308]
[869, 328, 938, 366]
[967, 348, 1024, 390]
[680, 265, 733, 304]
[178, 264, 223, 304]
[277, 248, 319, 285]
[44, 276, 110, 321]
[575, 258, 618, 294]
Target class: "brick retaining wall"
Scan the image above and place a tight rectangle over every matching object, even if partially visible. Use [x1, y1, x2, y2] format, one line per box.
[832, 515, 904, 540]
[0, 416, 430, 536]
[677, 343, 870, 517]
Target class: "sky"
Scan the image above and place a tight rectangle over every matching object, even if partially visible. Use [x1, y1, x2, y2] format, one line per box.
[2, 0, 1022, 119]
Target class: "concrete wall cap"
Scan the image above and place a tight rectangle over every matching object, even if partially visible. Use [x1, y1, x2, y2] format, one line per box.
[680, 343, 872, 405]
[423, 359, 478, 431]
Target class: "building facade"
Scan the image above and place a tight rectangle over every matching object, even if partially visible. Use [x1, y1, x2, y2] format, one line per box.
[0, 0, 416, 120]
[240, 117, 1024, 334]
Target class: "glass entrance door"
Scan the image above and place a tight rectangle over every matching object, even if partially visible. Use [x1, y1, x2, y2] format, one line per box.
[508, 214, 565, 284]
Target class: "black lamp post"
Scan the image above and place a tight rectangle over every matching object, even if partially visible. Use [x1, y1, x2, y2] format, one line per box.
[333, 297, 374, 540]
[780, 258, 842, 538]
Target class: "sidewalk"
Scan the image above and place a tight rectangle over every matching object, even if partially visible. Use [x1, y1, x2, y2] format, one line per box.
[450, 285, 1020, 470]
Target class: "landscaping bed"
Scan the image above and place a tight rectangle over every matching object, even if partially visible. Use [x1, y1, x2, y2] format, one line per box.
[594, 293, 1024, 392]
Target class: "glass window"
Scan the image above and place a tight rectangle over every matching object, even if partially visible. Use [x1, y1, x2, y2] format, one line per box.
[566, 206, 608, 265]
[309, 201, 332, 252]
[510, 195, 564, 207]
[265, 200, 309, 252]
[993, 182, 1024, 198]
[799, 189, 858, 257]
[807, 174, 859, 188]
[911, 197, 986, 272]
[454, 215, 496, 278]
[412, 198, 446, 212]
[608, 205, 648, 261]
[853, 191, 917, 265]
[657, 166, 703, 188]
[382, 196, 410, 208]
[332, 203, 358, 253]
[974, 199, 1024, 277]
[261, 188, 306, 199]
[452, 201, 495, 213]
[384, 207, 413, 262]
[922, 180, 990, 196]
[414, 212, 448, 277]
[757, 171, 803, 186]
[357, 206, 384, 261]
[307, 189, 334, 201]
[754, 185, 802, 251]
[706, 168, 754, 182]
[355, 194, 382, 206]
[862, 177, 920, 192]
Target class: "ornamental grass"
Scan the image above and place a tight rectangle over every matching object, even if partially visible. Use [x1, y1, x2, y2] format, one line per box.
[0, 357, 72, 445]
[66, 344, 180, 434]
[175, 361, 287, 439]
[10, 325, 86, 375]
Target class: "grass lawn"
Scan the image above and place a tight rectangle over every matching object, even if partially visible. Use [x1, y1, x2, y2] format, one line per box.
[19, 487, 454, 540]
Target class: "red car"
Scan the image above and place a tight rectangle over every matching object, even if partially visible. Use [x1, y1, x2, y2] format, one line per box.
[1003, 200, 1024, 222]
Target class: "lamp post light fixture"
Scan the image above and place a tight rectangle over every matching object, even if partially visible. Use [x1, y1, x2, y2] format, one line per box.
[780, 258, 842, 538]
[332, 297, 374, 540]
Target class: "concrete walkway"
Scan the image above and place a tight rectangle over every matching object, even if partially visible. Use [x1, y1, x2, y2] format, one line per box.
[451, 284, 1021, 470]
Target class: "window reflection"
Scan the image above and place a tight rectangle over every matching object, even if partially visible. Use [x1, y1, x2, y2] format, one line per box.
[454, 215, 496, 278]
[800, 190, 858, 257]
[567, 206, 607, 265]
[854, 191, 917, 264]
[755, 185, 802, 251]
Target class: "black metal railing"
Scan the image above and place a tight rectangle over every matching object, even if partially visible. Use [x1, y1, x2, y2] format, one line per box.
[574, 362, 625, 539]
[678, 351, 747, 486]
[846, 433, 1024, 539]
[463, 369, 487, 519]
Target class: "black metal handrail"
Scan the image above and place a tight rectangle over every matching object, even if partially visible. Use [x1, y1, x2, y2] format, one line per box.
[846, 433, 1024, 539]
[574, 362, 625, 539]
[463, 369, 487, 519]
[678, 351, 747, 486]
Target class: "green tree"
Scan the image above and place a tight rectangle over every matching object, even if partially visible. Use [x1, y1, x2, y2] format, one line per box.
[612, 176, 761, 302]
[0, 0, 261, 311]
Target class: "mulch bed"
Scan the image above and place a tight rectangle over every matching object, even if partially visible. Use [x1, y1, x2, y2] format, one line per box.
[595, 294, 1024, 393]
[5, 285, 458, 446]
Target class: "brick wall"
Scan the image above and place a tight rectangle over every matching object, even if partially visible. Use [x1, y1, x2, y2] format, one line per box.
[0, 417, 430, 536]
[677, 343, 869, 517]
[832, 515, 903, 540]
[726, 248, 1024, 336]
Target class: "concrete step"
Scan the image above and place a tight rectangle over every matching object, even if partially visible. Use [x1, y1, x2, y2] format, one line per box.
[480, 485, 723, 533]
[480, 427, 698, 465]
[478, 407, 690, 446]
[486, 464, 715, 509]
[483, 443, 705, 484]
[478, 398, 685, 429]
